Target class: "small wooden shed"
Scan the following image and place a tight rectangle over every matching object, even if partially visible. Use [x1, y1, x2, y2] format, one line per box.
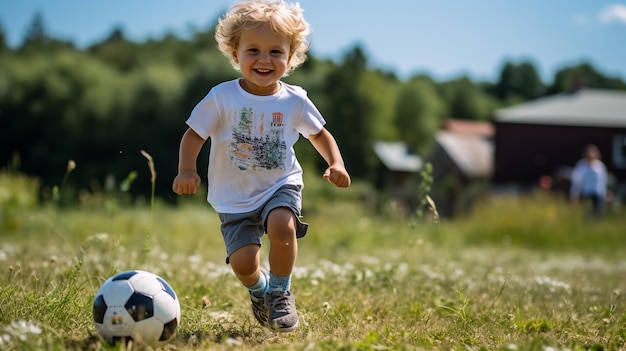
[372, 141, 422, 213]
[426, 119, 494, 217]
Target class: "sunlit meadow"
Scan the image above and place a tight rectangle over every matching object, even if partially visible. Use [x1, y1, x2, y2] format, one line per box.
[1, 168, 626, 350]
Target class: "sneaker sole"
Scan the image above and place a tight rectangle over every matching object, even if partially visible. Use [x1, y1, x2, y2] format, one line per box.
[269, 319, 298, 332]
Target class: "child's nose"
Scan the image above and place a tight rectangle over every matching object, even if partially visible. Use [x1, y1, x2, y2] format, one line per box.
[258, 52, 271, 62]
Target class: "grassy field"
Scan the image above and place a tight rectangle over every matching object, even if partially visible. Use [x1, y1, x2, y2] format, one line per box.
[1, 171, 626, 350]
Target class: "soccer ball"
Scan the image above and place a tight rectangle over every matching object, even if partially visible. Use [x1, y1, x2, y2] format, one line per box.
[93, 270, 181, 347]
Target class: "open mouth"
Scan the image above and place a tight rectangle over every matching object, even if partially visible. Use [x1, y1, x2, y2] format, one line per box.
[255, 68, 272, 74]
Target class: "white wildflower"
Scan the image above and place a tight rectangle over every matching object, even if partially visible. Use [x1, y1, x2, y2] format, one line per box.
[187, 254, 202, 264]
[94, 232, 109, 241]
[208, 311, 234, 321]
[226, 337, 242, 346]
[535, 276, 571, 292]
[1, 320, 42, 344]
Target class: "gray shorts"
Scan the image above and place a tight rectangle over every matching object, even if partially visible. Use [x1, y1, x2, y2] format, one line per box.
[218, 184, 309, 264]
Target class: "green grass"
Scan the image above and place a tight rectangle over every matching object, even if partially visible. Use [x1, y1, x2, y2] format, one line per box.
[1, 172, 626, 350]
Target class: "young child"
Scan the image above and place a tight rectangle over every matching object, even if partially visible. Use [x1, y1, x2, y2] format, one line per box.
[172, 0, 350, 332]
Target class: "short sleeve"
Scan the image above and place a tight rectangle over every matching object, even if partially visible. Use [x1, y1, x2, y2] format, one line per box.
[295, 93, 325, 139]
[186, 89, 220, 140]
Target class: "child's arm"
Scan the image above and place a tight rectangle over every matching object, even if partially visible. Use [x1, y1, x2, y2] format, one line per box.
[172, 128, 205, 195]
[309, 128, 351, 188]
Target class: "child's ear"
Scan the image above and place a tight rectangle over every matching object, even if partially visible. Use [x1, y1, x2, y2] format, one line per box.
[232, 50, 239, 63]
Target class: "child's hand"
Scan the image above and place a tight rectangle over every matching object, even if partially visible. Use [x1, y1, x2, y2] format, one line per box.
[323, 165, 351, 188]
[172, 171, 201, 195]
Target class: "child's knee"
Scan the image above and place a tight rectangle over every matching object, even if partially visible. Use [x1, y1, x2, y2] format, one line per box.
[266, 207, 297, 237]
[229, 245, 260, 276]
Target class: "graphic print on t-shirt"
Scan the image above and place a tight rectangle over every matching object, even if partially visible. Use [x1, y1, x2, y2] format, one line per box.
[229, 107, 287, 171]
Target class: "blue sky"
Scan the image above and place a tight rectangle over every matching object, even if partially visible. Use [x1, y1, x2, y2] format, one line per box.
[2, 1, 625, 82]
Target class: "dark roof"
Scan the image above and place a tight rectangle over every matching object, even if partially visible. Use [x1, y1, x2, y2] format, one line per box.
[373, 141, 422, 172]
[494, 89, 626, 128]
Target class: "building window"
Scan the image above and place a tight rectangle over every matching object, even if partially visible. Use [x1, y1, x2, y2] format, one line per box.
[613, 135, 626, 169]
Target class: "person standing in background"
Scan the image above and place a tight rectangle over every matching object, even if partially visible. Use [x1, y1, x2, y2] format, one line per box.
[570, 144, 608, 217]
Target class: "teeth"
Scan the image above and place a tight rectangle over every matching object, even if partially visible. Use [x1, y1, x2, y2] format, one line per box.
[256, 69, 270, 73]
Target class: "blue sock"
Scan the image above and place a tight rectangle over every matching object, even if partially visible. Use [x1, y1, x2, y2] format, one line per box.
[269, 271, 291, 292]
[247, 271, 268, 298]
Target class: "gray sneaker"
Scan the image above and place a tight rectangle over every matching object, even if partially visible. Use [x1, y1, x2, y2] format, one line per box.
[266, 290, 298, 332]
[249, 269, 269, 326]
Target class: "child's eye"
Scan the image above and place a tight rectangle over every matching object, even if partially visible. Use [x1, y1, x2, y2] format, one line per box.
[247, 48, 259, 54]
[271, 50, 284, 55]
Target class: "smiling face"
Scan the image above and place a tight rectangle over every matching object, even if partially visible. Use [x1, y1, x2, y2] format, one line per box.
[233, 22, 291, 96]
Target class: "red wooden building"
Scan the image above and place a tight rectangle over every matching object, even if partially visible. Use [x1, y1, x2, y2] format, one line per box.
[493, 89, 626, 196]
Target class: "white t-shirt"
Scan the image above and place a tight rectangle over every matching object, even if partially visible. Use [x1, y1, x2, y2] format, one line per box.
[186, 79, 325, 213]
[570, 159, 608, 198]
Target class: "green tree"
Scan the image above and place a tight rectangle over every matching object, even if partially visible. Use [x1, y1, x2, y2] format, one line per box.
[548, 62, 626, 94]
[88, 27, 138, 72]
[322, 46, 376, 179]
[18, 12, 74, 53]
[361, 69, 399, 142]
[493, 61, 545, 101]
[0, 23, 7, 52]
[0, 51, 98, 194]
[440, 76, 498, 121]
[22, 12, 48, 47]
[393, 77, 444, 153]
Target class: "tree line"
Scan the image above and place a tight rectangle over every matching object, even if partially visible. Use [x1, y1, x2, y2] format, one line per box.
[1, 13, 625, 204]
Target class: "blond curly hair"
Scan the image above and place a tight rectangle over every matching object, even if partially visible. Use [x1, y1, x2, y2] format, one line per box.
[215, 0, 311, 76]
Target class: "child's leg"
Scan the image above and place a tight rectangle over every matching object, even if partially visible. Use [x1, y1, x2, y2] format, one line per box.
[266, 207, 298, 280]
[228, 244, 262, 286]
[229, 244, 270, 326]
[265, 207, 299, 331]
